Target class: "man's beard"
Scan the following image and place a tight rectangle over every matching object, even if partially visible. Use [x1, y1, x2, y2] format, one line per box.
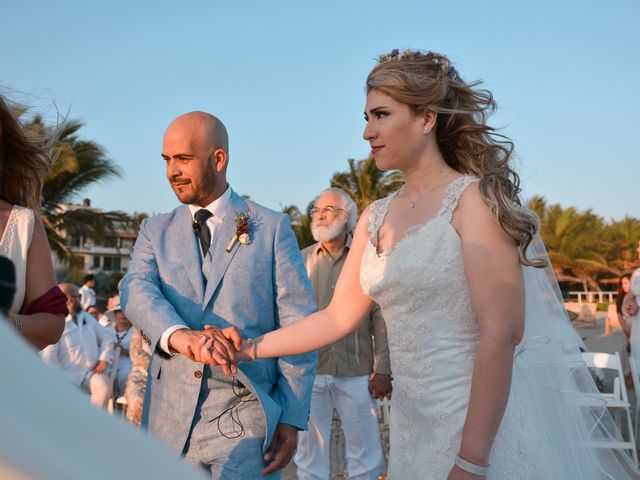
[311, 219, 347, 243]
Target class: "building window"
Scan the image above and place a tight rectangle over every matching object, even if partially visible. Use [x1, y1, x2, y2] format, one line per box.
[92, 256, 101, 269]
[103, 256, 121, 271]
[103, 236, 118, 248]
[69, 235, 82, 247]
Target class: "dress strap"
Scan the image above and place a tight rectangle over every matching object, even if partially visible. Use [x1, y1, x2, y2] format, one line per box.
[437, 175, 479, 223]
[367, 193, 396, 236]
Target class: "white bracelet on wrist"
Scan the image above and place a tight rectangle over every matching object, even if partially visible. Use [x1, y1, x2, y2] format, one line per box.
[455, 453, 489, 477]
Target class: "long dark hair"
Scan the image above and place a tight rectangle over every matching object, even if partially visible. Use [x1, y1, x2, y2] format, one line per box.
[617, 273, 632, 315]
[0, 95, 50, 209]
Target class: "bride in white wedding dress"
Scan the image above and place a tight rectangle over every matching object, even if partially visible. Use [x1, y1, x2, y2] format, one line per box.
[232, 50, 639, 479]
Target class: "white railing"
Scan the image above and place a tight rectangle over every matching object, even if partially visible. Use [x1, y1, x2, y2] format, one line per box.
[567, 291, 617, 303]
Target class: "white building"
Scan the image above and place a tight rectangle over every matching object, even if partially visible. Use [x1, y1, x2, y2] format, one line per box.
[53, 199, 137, 274]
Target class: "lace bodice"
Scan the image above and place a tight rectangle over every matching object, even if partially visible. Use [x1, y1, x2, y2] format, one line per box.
[358, 176, 538, 479]
[0, 206, 35, 312]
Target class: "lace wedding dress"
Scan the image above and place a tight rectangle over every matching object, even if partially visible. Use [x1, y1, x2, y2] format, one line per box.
[0, 205, 34, 313]
[360, 176, 637, 479]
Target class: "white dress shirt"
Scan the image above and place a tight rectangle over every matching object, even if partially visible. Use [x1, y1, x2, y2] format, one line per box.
[159, 186, 232, 353]
[41, 310, 116, 386]
[79, 284, 96, 310]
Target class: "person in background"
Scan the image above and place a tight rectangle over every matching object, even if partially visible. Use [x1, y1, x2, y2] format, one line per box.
[124, 328, 151, 426]
[294, 188, 391, 480]
[78, 274, 96, 311]
[0, 94, 65, 349]
[617, 273, 632, 378]
[41, 283, 116, 407]
[626, 241, 640, 358]
[106, 302, 133, 397]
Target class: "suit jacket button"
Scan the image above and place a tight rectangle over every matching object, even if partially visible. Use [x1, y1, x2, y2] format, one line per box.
[194, 370, 202, 379]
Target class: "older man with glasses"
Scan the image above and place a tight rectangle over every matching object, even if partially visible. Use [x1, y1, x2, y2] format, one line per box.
[294, 187, 392, 480]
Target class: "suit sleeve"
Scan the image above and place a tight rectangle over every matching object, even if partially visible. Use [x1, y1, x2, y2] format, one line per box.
[119, 218, 188, 356]
[272, 214, 318, 429]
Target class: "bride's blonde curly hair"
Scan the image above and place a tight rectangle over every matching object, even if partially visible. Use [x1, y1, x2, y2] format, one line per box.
[367, 49, 544, 267]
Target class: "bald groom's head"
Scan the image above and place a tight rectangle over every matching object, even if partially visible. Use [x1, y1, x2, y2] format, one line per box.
[162, 111, 230, 207]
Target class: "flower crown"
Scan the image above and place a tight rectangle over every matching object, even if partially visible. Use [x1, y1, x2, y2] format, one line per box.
[376, 49, 464, 83]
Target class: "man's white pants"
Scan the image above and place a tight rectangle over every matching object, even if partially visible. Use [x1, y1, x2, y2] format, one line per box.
[80, 373, 111, 408]
[294, 374, 384, 480]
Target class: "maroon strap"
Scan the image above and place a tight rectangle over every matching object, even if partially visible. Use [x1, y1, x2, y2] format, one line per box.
[20, 286, 69, 316]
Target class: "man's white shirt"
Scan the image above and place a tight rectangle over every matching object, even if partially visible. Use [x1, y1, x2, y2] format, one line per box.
[41, 310, 116, 386]
[159, 186, 232, 354]
[78, 285, 96, 310]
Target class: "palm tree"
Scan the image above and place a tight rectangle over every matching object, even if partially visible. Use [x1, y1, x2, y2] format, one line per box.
[330, 156, 404, 213]
[601, 216, 640, 274]
[282, 203, 314, 249]
[23, 116, 131, 260]
[530, 197, 618, 291]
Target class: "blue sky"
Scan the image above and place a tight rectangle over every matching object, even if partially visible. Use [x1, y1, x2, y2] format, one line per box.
[2, 0, 638, 219]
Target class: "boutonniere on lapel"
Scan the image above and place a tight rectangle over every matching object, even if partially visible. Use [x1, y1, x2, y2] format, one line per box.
[226, 211, 253, 252]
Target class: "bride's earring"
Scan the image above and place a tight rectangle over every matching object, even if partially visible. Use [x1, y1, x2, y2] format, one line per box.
[423, 127, 431, 135]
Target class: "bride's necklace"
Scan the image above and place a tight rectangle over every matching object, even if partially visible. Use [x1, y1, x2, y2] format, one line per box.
[403, 171, 456, 208]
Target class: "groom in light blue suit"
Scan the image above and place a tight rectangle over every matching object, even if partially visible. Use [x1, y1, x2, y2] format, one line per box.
[120, 111, 317, 479]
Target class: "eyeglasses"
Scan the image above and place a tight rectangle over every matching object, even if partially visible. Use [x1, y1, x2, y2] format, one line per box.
[309, 206, 344, 217]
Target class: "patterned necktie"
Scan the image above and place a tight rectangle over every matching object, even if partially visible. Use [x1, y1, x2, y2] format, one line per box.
[193, 209, 213, 257]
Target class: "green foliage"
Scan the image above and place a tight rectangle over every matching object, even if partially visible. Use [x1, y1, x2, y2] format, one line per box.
[330, 156, 404, 214]
[282, 203, 315, 249]
[529, 196, 640, 291]
[19, 114, 133, 260]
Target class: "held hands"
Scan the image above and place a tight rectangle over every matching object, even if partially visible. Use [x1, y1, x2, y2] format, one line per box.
[168, 325, 243, 375]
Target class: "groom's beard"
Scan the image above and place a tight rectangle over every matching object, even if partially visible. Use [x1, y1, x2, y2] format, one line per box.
[311, 219, 347, 243]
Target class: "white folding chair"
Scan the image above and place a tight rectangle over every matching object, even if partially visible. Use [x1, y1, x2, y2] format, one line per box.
[107, 346, 122, 415]
[582, 351, 638, 462]
[605, 304, 622, 336]
[377, 397, 391, 427]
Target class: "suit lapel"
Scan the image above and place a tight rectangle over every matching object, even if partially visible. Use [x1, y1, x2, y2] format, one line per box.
[175, 205, 205, 301]
[202, 191, 249, 309]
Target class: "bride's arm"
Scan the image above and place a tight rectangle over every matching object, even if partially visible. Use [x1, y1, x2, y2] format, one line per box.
[452, 184, 525, 469]
[245, 208, 376, 360]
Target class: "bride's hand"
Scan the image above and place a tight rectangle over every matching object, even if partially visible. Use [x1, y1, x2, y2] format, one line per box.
[202, 325, 243, 371]
[447, 465, 486, 480]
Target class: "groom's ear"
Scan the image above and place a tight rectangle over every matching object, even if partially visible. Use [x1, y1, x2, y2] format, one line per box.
[212, 148, 228, 173]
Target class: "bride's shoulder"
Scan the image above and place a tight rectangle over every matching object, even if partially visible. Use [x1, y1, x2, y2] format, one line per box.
[454, 181, 518, 249]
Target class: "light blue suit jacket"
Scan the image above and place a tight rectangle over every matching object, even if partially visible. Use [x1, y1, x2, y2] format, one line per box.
[119, 189, 317, 453]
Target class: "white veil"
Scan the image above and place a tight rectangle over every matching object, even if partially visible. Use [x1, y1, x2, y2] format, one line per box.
[512, 235, 640, 479]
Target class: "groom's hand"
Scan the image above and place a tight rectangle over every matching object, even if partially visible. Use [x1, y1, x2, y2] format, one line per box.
[168, 328, 238, 374]
[261, 423, 298, 475]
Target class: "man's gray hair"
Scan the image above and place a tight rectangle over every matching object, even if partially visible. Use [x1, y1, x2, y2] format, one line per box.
[314, 187, 358, 233]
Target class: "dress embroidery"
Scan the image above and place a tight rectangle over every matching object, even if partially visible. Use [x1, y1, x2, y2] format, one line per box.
[359, 175, 539, 478]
